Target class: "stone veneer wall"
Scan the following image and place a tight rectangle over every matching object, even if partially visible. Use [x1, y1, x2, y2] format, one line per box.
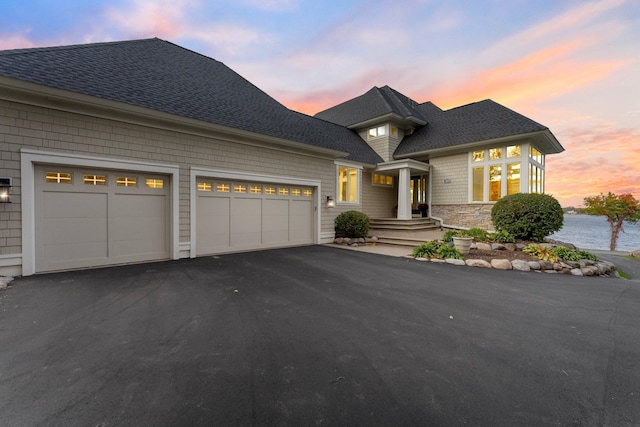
[432, 204, 494, 230]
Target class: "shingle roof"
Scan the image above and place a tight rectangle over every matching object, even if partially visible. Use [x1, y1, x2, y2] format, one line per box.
[314, 85, 428, 127]
[0, 38, 382, 164]
[394, 99, 562, 156]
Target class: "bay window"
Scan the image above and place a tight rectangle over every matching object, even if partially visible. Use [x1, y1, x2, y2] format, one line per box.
[471, 144, 542, 202]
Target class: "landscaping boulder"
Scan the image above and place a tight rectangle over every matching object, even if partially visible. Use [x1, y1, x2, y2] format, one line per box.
[511, 260, 531, 272]
[465, 259, 492, 268]
[491, 259, 512, 270]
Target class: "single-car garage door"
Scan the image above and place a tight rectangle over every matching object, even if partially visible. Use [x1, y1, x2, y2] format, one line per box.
[34, 165, 171, 273]
[196, 178, 314, 255]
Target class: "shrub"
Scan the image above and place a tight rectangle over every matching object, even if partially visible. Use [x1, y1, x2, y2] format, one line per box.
[576, 250, 598, 261]
[438, 245, 463, 260]
[442, 230, 460, 242]
[491, 193, 563, 241]
[490, 230, 515, 243]
[413, 240, 443, 258]
[334, 210, 370, 238]
[466, 228, 490, 242]
[523, 245, 559, 262]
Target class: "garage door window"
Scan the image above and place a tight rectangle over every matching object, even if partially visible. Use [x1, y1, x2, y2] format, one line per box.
[291, 188, 301, 196]
[216, 183, 230, 192]
[265, 186, 276, 195]
[117, 177, 137, 187]
[46, 172, 72, 184]
[250, 185, 262, 194]
[304, 189, 313, 197]
[234, 184, 247, 193]
[197, 182, 212, 191]
[84, 175, 106, 185]
[146, 178, 164, 189]
[279, 187, 289, 196]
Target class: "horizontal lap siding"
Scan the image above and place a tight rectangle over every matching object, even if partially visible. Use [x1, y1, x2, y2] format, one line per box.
[430, 153, 468, 205]
[0, 99, 338, 258]
[361, 171, 396, 219]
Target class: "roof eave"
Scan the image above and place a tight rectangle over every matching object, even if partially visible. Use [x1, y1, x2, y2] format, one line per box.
[394, 129, 565, 159]
[347, 113, 427, 130]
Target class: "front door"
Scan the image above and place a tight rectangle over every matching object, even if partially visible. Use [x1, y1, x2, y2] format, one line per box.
[410, 175, 428, 211]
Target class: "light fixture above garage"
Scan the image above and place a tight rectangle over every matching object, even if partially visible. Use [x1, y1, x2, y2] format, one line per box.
[326, 195, 335, 208]
[0, 178, 11, 203]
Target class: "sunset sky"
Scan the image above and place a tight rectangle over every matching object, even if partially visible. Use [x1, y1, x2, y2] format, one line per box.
[2, 0, 638, 207]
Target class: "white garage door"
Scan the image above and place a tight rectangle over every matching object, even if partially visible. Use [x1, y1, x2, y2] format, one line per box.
[196, 178, 314, 255]
[35, 165, 171, 272]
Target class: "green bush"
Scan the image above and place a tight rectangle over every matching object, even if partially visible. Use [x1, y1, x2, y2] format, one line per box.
[442, 230, 460, 242]
[438, 245, 463, 260]
[334, 210, 370, 238]
[413, 240, 443, 258]
[491, 193, 563, 241]
[466, 228, 490, 242]
[490, 230, 515, 243]
[550, 246, 598, 262]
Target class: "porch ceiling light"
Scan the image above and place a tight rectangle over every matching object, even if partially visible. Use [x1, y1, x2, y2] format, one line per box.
[0, 178, 11, 203]
[326, 195, 336, 208]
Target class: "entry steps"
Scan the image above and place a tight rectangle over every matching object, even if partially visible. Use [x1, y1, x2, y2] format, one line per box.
[369, 218, 443, 248]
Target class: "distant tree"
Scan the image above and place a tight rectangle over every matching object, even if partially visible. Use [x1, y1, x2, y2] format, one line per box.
[583, 192, 640, 251]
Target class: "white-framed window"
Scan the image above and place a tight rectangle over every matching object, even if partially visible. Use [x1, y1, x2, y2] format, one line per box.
[337, 165, 359, 203]
[470, 144, 530, 202]
[46, 172, 73, 184]
[528, 146, 545, 193]
[368, 125, 387, 139]
[84, 174, 106, 185]
[197, 182, 212, 191]
[372, 173, 393, 187]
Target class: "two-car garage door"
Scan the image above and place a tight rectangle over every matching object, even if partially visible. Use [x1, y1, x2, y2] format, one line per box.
[195, 177, 314, 255]
[31, 164, 315, 273]
[34, 165, 170, 273]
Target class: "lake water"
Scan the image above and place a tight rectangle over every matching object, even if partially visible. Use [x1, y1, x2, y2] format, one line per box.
[549, 214, 640, 252]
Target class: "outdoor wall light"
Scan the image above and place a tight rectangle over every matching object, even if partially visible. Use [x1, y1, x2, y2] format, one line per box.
[326, 195, 336, 208]
[0, 178, 11, 203]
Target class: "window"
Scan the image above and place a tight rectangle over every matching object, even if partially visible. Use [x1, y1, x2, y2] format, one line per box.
[529, 146, 543, 164]
[278, 187, 289, 196]
[291, 188, 301, 196]
[146, 178, 164, 189]
[234, 184, 246, 193]
[507, 163, 520, 195]
[303, 189, 313, 197]
[470, 145, 531, 202]
[46, 172, 72, 184]
[117, 177, 137, 187]
[338, 166, 358, 203]
[372, 173, 393, 187]
[216, 183, 230, 192]
[368, 125, 386, 138]
[250, 185, 262, 194]
[529, 164, 544, 193]
[472, 167, 484, 202]
[197, 182, 212, 191]
[84, 175, 106, 185]
[489, 165, 502, 201]
[265, 186, 276, 195]
[507, 145, 521, 158]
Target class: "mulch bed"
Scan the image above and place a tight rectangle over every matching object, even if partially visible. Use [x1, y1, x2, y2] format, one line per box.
[463, 248, 540, 263]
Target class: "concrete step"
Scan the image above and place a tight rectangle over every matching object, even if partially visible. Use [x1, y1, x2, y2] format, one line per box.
[370, 218, 440, 231]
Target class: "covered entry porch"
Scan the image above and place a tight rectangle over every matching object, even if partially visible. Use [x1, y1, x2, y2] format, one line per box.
[375, 159, 432, 220]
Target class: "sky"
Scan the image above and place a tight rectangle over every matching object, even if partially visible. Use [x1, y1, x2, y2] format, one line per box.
[1, 0, 639, 207]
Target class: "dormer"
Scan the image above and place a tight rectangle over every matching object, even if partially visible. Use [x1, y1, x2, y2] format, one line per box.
[315, 86, 428, 162]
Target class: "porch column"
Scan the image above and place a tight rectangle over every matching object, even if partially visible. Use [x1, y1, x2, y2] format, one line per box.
[397, 167, 411, 219]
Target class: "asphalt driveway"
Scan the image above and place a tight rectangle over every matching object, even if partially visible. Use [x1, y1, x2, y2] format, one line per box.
[1, 246, 639, 426]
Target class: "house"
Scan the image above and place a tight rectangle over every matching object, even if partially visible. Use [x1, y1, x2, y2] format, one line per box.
[0, 38, 563, 276]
